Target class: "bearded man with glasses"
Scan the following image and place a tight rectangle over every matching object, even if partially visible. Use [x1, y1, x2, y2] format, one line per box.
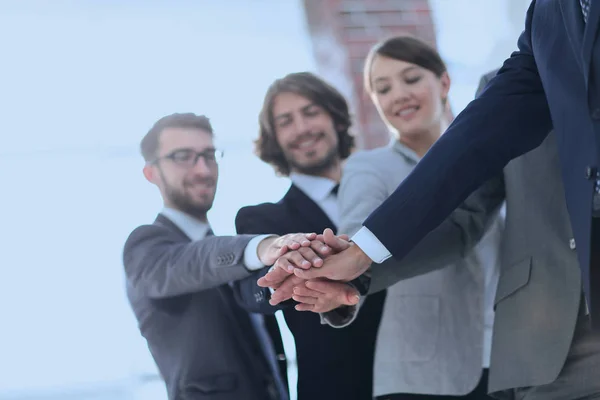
[123, 113, 327, 400]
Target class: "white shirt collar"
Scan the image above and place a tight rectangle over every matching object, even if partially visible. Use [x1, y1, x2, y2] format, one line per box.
[289, 172, 338, 202]
[160, 207, 210, 241]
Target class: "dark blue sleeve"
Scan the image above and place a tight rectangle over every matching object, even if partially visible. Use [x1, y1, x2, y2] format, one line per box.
[364, 0, 552, 261]
[231, 207, 295, 314]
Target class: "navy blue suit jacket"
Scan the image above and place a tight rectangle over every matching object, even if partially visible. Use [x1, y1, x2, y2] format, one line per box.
[363, 0, 600, 320]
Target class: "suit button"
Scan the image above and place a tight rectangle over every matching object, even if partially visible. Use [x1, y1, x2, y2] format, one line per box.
[586, 166, 597, 179]
[569, 238, 576, 250]
[277, 353, 286, 361]
[592, 108, 600, 120]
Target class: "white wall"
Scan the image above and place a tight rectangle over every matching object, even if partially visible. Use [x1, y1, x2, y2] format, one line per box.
[0, 1, 314, 398]
[430, 0, 532, 113]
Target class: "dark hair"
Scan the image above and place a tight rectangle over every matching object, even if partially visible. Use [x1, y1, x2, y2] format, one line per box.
[364, 35, 447, 94]
[140, 113, 213, 162]
[255, 72, 355, 176]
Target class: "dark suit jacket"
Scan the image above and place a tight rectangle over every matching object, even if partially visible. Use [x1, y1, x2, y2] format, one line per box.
[123, 214, 281, 400]
[362, 0, 600, 322]
[234, 184, 386, 400]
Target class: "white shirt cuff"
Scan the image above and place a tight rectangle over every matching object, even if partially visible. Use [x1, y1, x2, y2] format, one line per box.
[244, 234, 275, 271]
[351, 226, 392, 264]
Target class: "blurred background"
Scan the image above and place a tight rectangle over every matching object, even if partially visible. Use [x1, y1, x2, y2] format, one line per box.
[0, 0, 530, 399]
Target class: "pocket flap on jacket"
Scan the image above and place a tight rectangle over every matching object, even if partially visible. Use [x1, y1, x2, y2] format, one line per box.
[494, 256, 532, 308]
[183, 373, 238, 394]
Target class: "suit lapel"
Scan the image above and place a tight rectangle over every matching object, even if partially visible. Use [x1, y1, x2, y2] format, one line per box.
[284, 185, 337, 234]
[560, 0, 586, 78]
[155, 214, 190, 241]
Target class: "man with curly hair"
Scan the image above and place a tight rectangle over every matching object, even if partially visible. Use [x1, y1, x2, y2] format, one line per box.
[232, 72, 385, 400]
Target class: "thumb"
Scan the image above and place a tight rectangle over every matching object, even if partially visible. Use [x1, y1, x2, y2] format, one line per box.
[323, 228, 349, 252]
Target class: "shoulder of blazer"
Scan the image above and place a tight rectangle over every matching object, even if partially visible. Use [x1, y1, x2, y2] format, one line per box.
[154, 214, 190, 240]
[344, 146, 400, 178]
[236, 198, 289, 234]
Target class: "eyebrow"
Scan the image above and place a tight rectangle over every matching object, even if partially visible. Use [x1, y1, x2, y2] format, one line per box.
[166, 146, 216, 154]
[373, 66, 419, 83]
[273, 103, 318, 121]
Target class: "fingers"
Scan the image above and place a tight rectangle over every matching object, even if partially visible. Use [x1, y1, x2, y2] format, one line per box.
[291, 285, 321, 304]
[269, 275, 305, 305]
[322, 228, 350, 252]
[295, 303, 315, 311]
[277, 232, 318, 255]
[292, 284, 325, 304]
[257, 266, 291, 288]
[293, 266, 324, 280]
[306, 280, 360, 305]
[274, 251, 308, 271]
[292, 280, 360, 312]
[309, 239, 332, 258]
[291, 294, 318, 305]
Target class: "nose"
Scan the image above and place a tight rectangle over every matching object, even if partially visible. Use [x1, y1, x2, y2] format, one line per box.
[291, 115, 311, 135]
[391, 83, 410, 104]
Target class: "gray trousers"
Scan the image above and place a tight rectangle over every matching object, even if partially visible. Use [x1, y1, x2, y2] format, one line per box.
[496, 304, 600, 400]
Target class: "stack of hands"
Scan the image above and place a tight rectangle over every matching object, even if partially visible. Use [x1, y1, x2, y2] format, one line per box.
[257, 229, 374, 313]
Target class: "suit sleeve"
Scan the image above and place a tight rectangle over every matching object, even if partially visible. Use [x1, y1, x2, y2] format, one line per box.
[232, 207, 295, 314]
[366, 71, 509, 293]
[123, 225, 256, 299]
[362, 0, 550, 262]
[322, 152, 506, 328]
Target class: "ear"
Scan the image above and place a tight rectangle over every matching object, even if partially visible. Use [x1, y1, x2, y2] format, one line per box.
[143, 164, 157, 184]
[439, 71, 451, 101]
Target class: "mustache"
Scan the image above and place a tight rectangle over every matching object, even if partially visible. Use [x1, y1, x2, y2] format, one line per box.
[290, 132, 324, 148]
[184, 177, 216, 186]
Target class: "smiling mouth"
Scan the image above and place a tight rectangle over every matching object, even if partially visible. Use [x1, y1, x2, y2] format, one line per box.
[394, 106, 419, 117]
[292, 134, 323, 150]
[185, 180, 215, 190]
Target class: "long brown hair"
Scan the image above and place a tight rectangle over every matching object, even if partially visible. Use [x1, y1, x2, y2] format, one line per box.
[255, 72, 355, 176]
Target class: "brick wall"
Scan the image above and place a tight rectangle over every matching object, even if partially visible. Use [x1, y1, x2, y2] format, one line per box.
[303, 0, 450, 150]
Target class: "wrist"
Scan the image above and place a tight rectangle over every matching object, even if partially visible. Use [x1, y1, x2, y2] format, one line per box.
[350, 241, 372, 265]
[257, 235, 277, 264]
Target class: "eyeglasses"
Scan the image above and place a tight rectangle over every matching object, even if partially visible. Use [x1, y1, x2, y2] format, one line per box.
[151, 148, 224, 168]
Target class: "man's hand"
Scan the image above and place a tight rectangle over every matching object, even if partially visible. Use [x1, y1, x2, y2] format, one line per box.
[274, 228, 351, 272]
[257, 232, 319, 266]
[256, 233, 335, 303]
[292, 229, 373, 281]
[292, 279, 360, 312]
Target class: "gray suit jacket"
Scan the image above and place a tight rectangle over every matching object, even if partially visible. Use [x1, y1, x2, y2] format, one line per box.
[340, 71, 582, 395]
[335, 141, 504, 397]
[123, 214, 282, 400]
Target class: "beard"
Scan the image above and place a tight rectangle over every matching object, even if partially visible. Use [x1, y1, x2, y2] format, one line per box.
[285, 131, 339, 176]
[286, 144, 339, 176]
[159, 169, 216, 221]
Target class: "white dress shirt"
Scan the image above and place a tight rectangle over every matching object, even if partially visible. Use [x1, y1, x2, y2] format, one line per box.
[289, 172, 339, 226]
[160, 207, 269, 270]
